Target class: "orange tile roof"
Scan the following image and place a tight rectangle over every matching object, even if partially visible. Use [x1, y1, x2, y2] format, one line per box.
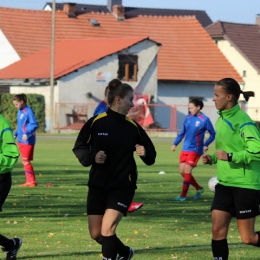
[0, 37, 152, 79]
[0, 7, 242, 82]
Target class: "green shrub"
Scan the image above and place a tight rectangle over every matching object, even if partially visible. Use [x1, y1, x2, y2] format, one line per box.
[0, 93, 46, 132]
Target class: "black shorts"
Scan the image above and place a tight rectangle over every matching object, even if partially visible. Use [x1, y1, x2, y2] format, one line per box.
[87, 187, 135, 216]
[211, 183, 260, 219]
[0, 172, 12, 212]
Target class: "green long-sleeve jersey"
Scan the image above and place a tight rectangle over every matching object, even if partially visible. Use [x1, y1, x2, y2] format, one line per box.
[0, 114, 20, 174]
[211, 104, 260, 189]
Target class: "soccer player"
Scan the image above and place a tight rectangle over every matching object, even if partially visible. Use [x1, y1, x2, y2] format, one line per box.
[0, 114, 22, 259]
[73, 78, 156, 260]
[171, 99, 215, 201]
[93, 86, 144, 214]
[13, 94, 38, 187]
[202, 78, 260, 260]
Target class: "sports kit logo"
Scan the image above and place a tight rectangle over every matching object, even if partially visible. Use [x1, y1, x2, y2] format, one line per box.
[98, 133, 108, 136]
[117, 202, 127, 208]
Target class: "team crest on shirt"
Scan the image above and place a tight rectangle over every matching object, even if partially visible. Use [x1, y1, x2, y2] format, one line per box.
[195, 121, 200, 127]
[20, 114, 24, 119]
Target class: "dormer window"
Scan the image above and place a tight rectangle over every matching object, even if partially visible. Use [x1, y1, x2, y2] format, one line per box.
[89, 19, 100, 26]
[118, 54, 138, 81]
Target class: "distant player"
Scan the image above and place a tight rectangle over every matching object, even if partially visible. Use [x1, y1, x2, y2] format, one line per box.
[171, 99, 215, 201]
[13, 94, 38, 187]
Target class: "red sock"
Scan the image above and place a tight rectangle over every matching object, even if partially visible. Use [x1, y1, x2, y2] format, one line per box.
[24, 163, 36, 183]
[189, 174, 200, 190]
[180, 173, 192, 197]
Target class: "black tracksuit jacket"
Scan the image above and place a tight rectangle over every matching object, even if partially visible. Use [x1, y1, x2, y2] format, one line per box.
[72, 108, 156, 190]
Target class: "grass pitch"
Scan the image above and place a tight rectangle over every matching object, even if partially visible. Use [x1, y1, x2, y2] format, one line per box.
[1, 136, 260, 259]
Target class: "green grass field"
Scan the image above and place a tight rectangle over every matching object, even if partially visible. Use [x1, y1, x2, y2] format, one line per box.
[2, 136, 260, 260]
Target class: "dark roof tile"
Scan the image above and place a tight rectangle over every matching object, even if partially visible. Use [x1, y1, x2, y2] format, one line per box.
[206, 21, 260, 73]
[46, 2, 212, 27]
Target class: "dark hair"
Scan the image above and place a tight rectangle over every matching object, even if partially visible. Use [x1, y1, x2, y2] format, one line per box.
[216, 78, 254, 102]
[104, 86, 109, 97]
[13, 93, 27, 104]
[107, 79, 133, 106]
[189, 98, 204, 110]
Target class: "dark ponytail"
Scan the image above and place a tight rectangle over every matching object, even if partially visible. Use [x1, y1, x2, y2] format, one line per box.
[240, 90, 254, 102]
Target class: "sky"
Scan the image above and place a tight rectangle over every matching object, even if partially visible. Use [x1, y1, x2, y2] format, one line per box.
[0, 0, 259, 24]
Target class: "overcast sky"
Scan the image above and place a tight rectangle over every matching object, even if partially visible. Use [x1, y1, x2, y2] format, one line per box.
[0, 0, 259, 24]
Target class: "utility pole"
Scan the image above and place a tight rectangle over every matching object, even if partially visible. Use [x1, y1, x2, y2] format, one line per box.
[49, 0, 56, 132]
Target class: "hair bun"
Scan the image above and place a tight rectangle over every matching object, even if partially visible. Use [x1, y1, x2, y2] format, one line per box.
[109, 79, 122, 89]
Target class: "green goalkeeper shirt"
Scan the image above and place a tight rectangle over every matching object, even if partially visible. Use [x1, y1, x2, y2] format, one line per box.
[211, 104, 260, 190]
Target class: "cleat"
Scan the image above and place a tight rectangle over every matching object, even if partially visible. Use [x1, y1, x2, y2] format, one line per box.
[128, 202, 143, 213]
[194, 186, 204, 200]
[117, 247, 134, 260]
[19, 181, 38, 187]
[173, 196, 187, 201]
[2, 237, 22, 260]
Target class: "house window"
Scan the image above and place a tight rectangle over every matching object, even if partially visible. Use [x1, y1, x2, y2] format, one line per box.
[242, 70, 247, 77]
[118, 55, 138, 81]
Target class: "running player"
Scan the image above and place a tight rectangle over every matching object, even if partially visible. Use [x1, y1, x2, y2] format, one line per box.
[73, 79, 156, 260]
[13, 94, 38, 187]
[171, 99, 215, 201]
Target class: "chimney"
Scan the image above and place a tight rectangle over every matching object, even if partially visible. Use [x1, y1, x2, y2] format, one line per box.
[63, 3, 77, 18]
[113, 5, 125, 21]
[107, 0, 122, 12]
[256, 14, 260, 26]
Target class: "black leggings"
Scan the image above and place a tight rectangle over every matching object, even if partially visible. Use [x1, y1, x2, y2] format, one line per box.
[0, 172, 11, 212]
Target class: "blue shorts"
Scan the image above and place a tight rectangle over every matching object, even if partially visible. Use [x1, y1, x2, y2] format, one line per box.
[87, 187, 135, 216]
[211, 183, 260, 219]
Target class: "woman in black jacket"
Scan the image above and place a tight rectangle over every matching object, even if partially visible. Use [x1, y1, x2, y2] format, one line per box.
[73, 79, 156, 260]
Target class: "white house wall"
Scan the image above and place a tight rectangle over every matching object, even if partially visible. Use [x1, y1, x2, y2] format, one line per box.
[0, 30, 20, 69]
[215, 39, 260, 121]
[57, 40, 159, 128]
[157, 81, 218, 130]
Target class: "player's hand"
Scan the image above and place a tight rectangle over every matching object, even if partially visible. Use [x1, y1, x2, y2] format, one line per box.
[203, 146, 208, 153]
[202, 154, 212, 165]
[95, 150, 107, 164]
[171, 145, 176, 151]
[216, 150, 228, 161]
[22, 134, 27, 141]
[135, 144, 146, 157]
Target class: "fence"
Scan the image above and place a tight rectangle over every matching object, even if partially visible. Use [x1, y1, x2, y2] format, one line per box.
[55, 102, 220, 132]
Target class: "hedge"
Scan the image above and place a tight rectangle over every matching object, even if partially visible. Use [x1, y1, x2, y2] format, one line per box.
[0, 93, 46, 132]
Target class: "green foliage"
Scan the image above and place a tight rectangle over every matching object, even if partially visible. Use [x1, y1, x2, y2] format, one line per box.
[3, 137, 260, 259]
[0, 93, 46, 132]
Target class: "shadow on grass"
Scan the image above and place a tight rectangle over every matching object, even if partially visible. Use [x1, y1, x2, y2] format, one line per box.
[18, 242, 251, 259]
